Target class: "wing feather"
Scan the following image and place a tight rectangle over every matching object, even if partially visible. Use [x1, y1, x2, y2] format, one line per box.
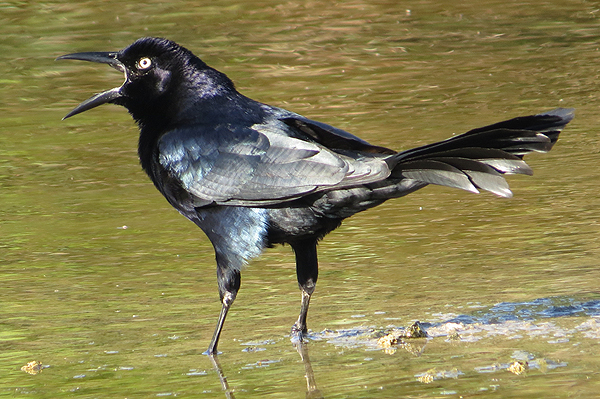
[158, 123, 391, 206]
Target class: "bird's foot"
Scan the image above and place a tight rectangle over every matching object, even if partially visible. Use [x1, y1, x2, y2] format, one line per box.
[290, 322, 309, 344]
[202, 349, 222, 356]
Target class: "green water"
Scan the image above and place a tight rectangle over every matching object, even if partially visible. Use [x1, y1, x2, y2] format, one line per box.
[2, 0, 600, 397]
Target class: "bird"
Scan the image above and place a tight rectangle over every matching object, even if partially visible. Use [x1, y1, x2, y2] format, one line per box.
[57, 37, 573, 355]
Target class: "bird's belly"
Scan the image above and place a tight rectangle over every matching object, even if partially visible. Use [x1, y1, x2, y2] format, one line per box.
[266, 206, 342, 245]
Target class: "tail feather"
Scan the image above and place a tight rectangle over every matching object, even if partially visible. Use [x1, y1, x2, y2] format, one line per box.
[421, 148, 534, 175]
[397, 159, 480, 194]
[388, 108, 574, 197]
[435, 157, 512, 197]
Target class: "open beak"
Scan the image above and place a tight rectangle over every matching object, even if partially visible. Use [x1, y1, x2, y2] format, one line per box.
[56, 51, 126, 120]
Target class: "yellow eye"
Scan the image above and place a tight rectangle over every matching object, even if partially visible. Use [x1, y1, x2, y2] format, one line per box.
[137, 57, 152, 70]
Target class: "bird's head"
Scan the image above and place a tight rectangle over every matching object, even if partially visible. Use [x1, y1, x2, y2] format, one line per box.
[58, 37, 234, 125]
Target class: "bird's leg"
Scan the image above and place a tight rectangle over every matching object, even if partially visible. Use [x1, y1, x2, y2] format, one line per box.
[206, 292, 235, 355]
[205, 260, 241, 355]
[290, 239, 318, 341]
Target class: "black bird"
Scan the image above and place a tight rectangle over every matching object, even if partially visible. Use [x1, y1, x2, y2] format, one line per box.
[58, 37, 573, 354]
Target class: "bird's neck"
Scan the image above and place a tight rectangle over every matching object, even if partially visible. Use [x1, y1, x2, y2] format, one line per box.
[133, 92, 247, 177]
[137, 123, 164, 179]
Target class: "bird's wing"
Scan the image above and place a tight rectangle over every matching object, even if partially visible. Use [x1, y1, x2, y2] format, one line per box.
[280, 116, 397, 155]
[157, 122, 391, 206]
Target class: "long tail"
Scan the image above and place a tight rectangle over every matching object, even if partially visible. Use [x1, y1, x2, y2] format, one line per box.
[387, 108, 574, 198]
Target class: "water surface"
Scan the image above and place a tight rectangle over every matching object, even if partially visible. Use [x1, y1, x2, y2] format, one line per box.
[2, 0, 600, 397]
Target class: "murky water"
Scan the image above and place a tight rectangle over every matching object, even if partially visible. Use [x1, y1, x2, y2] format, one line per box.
[2, 0, 600, 397]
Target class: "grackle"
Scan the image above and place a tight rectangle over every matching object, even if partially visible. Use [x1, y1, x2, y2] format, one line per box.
[58, 37, 573, 354]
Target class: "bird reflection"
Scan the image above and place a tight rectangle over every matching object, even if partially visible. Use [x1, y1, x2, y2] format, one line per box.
[207, 341, 323, 399]
[208, 354, 236, 399]
[295, 341, 323, 399]
[207, 325, 433, 397]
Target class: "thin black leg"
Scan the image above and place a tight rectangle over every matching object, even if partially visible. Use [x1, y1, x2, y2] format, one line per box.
[205, 257, 241, 355]
[290, 239, 318, 339]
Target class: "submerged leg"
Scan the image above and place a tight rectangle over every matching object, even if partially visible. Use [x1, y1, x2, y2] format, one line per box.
[290, 239, 319, 339]
[206, 258, 241, 355]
